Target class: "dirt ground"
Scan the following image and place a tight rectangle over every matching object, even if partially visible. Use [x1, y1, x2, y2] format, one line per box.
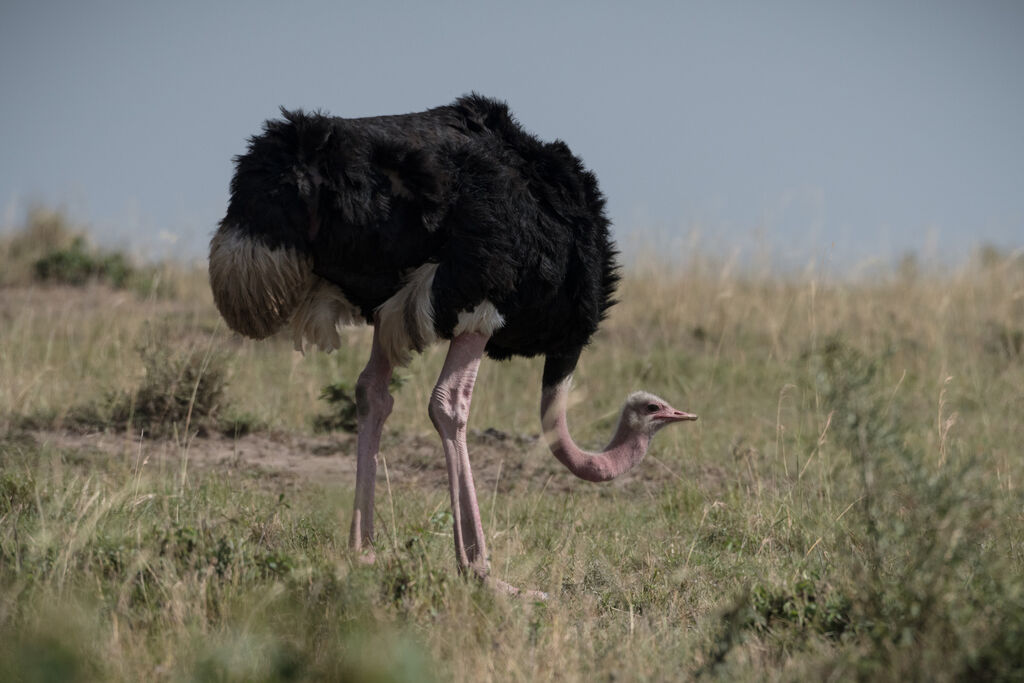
[27, 423, 701, 500]
[31, 426, 555, 491]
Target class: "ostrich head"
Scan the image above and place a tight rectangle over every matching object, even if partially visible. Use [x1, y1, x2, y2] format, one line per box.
[616, 391, 699, 438]
[542, 383, 698, 483]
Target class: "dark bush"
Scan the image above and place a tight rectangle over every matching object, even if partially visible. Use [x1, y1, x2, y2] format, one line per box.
[110, 327, 229, 437]
[33, 236, 133, 288]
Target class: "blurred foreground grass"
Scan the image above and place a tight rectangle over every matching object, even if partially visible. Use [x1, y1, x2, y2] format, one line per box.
[1, 212, 1023, 680]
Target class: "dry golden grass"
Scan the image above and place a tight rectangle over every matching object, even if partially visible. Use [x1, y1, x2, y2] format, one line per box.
[1, 216, 1023, 680]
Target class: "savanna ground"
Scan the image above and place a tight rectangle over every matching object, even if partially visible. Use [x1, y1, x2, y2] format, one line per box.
[1, 209, 1023, 681]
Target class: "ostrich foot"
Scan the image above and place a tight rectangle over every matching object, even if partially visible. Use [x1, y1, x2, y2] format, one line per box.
[467, 566, 548, 601]
[354, 548, 376, 565]
[487, 576, 549, 601]
[349, 508, 378, 565]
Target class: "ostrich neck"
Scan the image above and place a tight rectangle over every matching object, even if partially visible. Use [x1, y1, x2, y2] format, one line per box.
[540, 380, 650, 483]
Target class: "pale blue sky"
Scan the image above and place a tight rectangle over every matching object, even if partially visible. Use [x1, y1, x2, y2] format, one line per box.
[1, 1, 1021, 269]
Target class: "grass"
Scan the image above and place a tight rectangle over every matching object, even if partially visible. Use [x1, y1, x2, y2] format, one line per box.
[1, 214, 1023, 680]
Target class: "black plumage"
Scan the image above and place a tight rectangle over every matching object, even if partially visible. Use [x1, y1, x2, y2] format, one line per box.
[218, 94, 619, 386]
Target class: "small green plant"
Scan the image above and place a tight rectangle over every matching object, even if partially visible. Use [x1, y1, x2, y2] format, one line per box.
[0, 469, 35, 516]
[747, 574, 853, 639]
[312, 381, 360, 433]
[313, 374, 407, 433]
[217, 410, 264, 438]
[803, 335, 902, 455]
[700, 573, 854, 676]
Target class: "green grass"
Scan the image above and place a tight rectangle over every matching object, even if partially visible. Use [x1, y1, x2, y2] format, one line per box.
[1, 215, 1023, 680]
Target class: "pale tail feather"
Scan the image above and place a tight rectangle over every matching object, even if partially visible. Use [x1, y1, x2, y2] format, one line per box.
[208, 225, 312, 339]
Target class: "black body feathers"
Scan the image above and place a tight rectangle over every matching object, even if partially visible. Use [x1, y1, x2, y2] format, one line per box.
[220, 95, 620, 385]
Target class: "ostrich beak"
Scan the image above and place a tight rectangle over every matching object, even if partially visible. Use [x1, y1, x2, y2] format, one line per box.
[654, 407, 698, 423]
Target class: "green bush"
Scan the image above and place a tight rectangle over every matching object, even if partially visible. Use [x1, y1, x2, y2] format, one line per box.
[33, 236, 133, 288]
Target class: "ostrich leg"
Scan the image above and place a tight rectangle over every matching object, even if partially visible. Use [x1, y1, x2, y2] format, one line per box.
[349, 324, 394, 561]
[429, 332, 491, 576]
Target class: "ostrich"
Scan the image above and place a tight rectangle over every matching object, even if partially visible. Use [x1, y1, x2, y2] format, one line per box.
[209, 94, 697, 594]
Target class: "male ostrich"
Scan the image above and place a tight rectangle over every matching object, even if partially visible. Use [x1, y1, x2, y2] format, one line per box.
[209, 94, 697, 593]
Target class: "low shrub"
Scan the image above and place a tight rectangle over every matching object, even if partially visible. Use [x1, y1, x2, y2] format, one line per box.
[108, 325, 229, 438]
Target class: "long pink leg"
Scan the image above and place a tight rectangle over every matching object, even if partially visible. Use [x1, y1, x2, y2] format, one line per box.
[428, 333, 547, 599]
[348, 324, 394, 561]
[429, 333, 490, 574]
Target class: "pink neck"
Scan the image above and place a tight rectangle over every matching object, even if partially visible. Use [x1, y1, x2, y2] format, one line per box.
[540, 381, 650, 482]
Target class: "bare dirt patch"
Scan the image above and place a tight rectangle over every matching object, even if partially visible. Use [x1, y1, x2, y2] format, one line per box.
[27, 427, 557, 492]
[33, 428, 355, 479]
[26, 424, 688, 499]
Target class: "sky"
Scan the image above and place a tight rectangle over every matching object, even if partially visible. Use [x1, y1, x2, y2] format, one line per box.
[1, 0, 1022, 270]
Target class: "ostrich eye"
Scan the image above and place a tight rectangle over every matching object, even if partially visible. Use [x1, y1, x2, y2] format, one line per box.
[646, 403, 660, 414]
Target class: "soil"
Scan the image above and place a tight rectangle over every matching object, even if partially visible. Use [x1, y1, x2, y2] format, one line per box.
[26, 423, 683, 498]
[28, 426, 564, 494]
